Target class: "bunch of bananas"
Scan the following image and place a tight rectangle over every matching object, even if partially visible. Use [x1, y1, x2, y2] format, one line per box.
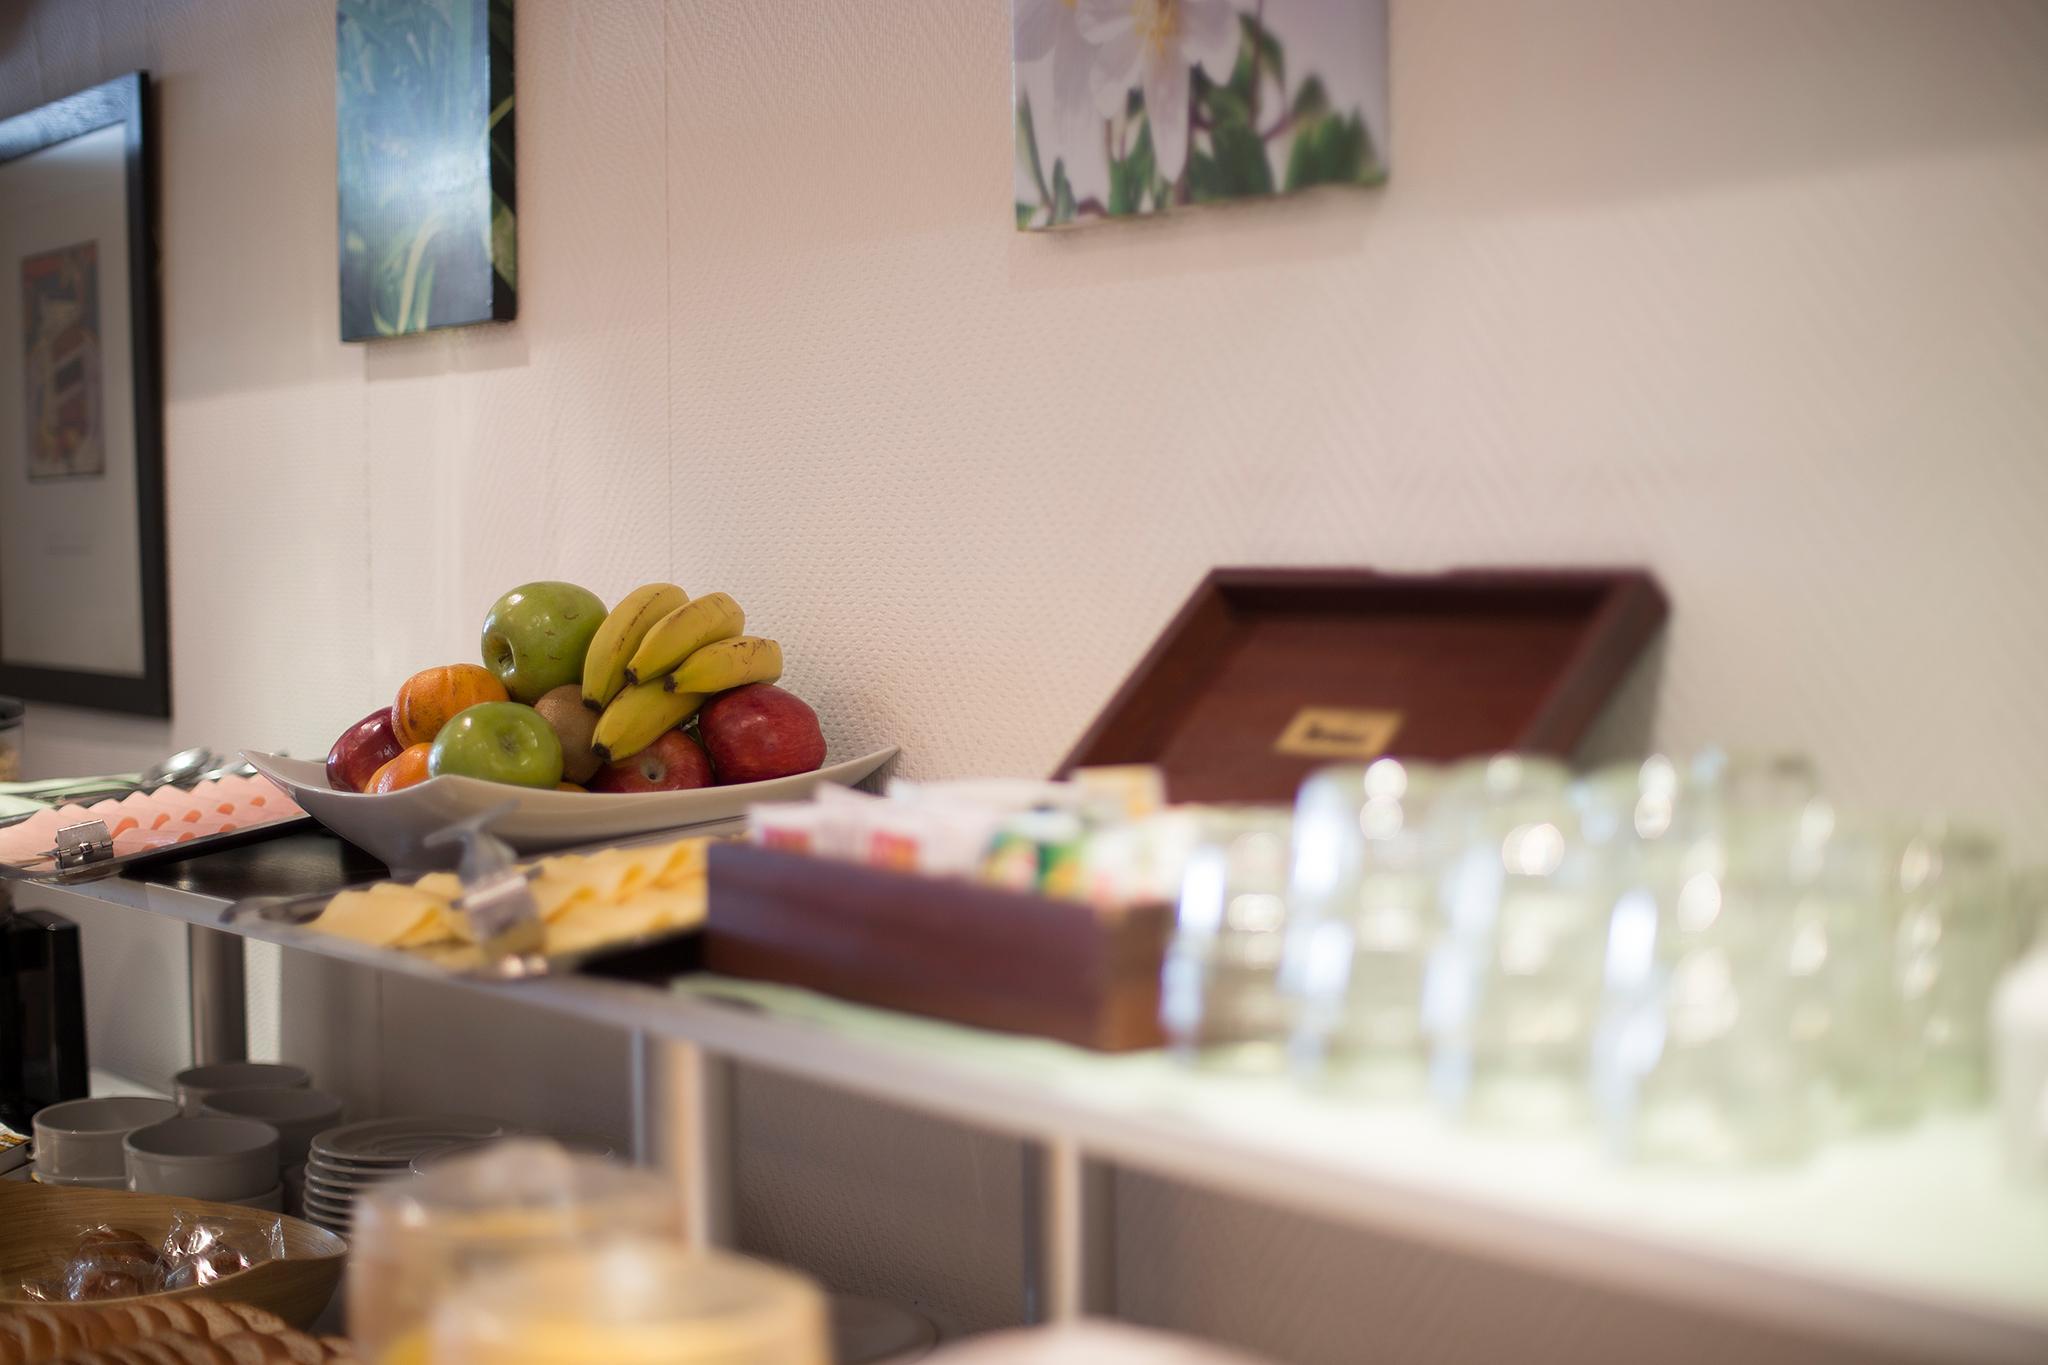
[580, 584, 784, 762]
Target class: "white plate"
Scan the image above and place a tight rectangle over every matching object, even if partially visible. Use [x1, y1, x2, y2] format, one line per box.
[303, 1171, 387, 1199]
[306, 1152, 416, 1174]
[311, 1115, 508, 1164]
[245, 746, 897, 875]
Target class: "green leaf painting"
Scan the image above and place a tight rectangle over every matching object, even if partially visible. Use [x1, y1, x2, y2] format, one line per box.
[337, 0, 515, 340]
[1013, 0, 1387, 231]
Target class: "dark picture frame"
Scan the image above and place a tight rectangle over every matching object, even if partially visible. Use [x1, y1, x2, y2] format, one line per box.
[0, 73, 169, 717]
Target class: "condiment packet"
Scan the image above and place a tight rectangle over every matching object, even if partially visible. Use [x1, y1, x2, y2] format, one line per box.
[1071, 765, 1167, 822]
[748, 803, 826, 854]
[982, 811, 1086, 895]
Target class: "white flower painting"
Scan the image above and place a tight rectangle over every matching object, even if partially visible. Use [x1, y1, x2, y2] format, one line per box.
[1014, 0, 1388, 230]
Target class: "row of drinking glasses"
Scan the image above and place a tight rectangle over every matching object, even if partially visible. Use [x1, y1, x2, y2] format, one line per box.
[1161, 752, 2034, 1165]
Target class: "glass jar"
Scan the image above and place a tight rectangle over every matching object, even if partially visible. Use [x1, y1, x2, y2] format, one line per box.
[1897, 820, 2010, 1108]
[1282, 758, 1443, 1095]
[0, 698, 21, 784]
[1592, 760, 1819, 1164]
[349, 1141, 684, 1365]
[1160, 808, 1295, 1071]
[430, 1238, 828, 1365]
[1422, 754, 1604, 1129]
[2013, 866, 2048, 960]
[1794, 813, 1921, 1133]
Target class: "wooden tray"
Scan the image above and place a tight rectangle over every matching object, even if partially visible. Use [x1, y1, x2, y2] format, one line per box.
[0, 1181, 346, 1330]
[1057, 566, 1668, 802]
[704, 843, 1172, 1051]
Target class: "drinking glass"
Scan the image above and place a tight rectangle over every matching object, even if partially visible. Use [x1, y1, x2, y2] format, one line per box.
[1422, 754, 1604, 1129]
[1282, 759, 1443, 1095]
[2007, 865, 2046, 960]
[1896, 820, 2010, 1108]
[1591, 756, 1817, 1164]
[1794, 813, 1920, 1133]
[1160, 808, 1295, 1071]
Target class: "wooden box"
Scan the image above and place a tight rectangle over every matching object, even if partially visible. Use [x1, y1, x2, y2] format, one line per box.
[704, 842, 1173, 1050]
[702, 566, 1665, 1050]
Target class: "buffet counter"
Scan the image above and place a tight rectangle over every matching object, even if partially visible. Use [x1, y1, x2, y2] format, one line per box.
[24, 833, 2048, 1365]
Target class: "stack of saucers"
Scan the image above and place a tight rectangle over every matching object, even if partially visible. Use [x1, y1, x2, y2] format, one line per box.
[302, 1115, 507, 1237]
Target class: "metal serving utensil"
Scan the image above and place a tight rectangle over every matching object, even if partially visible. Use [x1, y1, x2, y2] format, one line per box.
[137, 746, 219, 789]
[0, 747, 233, 827]
[423, 802, 548, 972]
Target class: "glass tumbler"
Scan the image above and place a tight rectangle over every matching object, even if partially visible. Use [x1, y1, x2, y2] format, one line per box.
[1791, 813, 1921, 1133]
[1896, 820, 2010, 1108]
[1160, 807, 1296, 1071]
[1592, 765, 1819, 1164]
[1422, 754, 1605, 1129]
[1281, 758, 1443, 1095]
[0, 697, 21, 783]
[2007, 865, 2046, 961]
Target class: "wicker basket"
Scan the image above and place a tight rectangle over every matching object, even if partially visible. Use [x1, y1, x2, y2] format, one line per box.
[0, 1181, 345, 1329]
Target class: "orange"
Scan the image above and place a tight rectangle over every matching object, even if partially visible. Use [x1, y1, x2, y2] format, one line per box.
[393, 664, 508, 747]
[366, 743, 434, 793]
[556, 781, 585, 792]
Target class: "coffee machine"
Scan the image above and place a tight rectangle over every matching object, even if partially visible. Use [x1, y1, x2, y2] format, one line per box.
[0, 882, 89, 1130]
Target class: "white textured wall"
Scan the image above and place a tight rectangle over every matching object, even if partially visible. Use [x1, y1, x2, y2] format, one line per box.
[9, 0, 2046, 845]
[6, 1, 2047, 1358]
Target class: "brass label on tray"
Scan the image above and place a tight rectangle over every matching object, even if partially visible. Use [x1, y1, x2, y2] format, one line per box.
[1273, 707, 1404, 760]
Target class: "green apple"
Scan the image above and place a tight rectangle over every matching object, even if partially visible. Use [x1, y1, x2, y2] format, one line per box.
[428, 702, 565, 788]
[481, 581, 608, 704]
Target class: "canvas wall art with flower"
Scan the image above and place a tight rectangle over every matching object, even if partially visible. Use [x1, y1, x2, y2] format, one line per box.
[1014, 0, 1387, 229]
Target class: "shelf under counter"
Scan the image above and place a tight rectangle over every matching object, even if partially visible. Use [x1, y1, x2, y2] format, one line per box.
[26, 831, 2048, 1364]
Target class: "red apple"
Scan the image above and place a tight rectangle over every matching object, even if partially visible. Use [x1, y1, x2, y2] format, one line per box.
[698, 684, 826, 785]
[587, 728, 715, 793]
[327, 707, 405, 792]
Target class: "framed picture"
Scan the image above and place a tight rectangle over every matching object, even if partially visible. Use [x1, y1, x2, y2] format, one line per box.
[0, 73, 169, 717]
[337, 0, 516, 340]
[1014, 0, 1389, 230]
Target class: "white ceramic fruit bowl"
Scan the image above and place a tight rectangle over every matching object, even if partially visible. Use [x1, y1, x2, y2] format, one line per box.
[242, 747, 896, 875]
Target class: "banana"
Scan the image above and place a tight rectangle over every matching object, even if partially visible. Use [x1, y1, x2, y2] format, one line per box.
[624, 591, 744, 684]
[581, 582, 690, 711]
[664, 636, 782, 694]
[591, 679, 708, 763]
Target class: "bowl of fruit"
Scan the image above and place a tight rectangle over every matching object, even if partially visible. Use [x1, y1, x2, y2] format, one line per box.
[248, 581, 894, 874]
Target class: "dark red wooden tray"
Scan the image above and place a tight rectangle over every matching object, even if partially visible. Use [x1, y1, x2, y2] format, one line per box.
[1056, 567, 1667, 803]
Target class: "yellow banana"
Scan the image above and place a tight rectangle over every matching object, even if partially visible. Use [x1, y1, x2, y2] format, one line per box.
[581, 582, 689, 710]
[591, 680, 708, 763]
[664, 636, 783, 694]
[624, 592, 744, 684]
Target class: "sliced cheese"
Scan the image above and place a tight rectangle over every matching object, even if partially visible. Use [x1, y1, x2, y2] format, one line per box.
[313, 888, 439, 947]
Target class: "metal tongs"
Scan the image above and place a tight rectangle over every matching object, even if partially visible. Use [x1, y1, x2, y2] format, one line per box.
[0, 819, 119, 885]
[223, 802, 550, 978]
[424, 802, 548, 974]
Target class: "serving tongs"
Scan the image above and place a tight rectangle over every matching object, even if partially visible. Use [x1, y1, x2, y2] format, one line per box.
[223, 802, 551, 979]
[0, 819, 121, 885]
